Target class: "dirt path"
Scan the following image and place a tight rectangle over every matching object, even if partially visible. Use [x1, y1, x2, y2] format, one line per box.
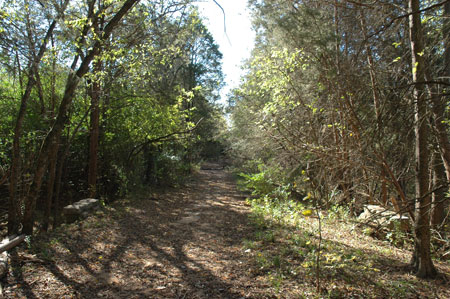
[4, 165, 265, 298]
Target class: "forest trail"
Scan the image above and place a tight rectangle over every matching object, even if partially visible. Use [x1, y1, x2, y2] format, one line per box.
[4, 164, 264, 298]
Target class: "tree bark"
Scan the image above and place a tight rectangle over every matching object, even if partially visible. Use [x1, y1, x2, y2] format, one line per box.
[42, 142, 59, 232]
[88, 79, 100, 198]
[408, 0, 437, 278]
[429, 95, 450, 184]
[426, 0, 450, 187]
[52, 145, 66, 228]
[359, 10, 381, 131]
[87, 11, 103, 198]
[431, 152, 446, 228]
[434, 1, 450, 182]
[444, 1, 450, 77]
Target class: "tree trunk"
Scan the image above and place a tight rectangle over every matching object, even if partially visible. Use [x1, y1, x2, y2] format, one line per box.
[431, 152, 446, 228]
[52, 146, 67, 228]
[88, 9, 104, 198]
[22, 74, 79, 235]
[359, 10, 381, 131]
[42, 142, 59, 232]
[434, 1, 450, 182]
[144, 144, 158, 185]
[8, 0, 70, 235]
[88, 65, 101, 198]
[0, 235, 26, 253]
[429, 96, 450, 184]
[444, 1, 450, 79]
[408, 0, 437, 278]
[54, 107, 92, 228]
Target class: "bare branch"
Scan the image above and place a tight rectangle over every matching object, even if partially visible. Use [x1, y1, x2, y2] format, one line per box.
[211, 0, 231, 45]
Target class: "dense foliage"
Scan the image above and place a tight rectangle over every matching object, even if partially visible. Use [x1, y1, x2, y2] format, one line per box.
[0, 0, 225, 234]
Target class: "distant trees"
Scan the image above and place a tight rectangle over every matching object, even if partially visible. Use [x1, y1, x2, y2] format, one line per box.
[1, 0, 224, 235]
[230, 0, 449, 278]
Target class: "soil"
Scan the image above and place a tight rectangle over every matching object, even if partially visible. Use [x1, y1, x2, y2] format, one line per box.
[2, 164, 265, 298]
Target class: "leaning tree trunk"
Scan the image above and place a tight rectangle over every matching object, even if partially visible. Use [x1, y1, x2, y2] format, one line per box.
[408, 0, 437, 278]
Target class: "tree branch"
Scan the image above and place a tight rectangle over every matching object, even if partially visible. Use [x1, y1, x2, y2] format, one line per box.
[367, 0, 450, 40]
[128, 118, 204, 161]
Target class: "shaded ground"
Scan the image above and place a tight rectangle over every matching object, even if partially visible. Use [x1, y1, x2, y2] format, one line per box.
[3, 164, 265, 298]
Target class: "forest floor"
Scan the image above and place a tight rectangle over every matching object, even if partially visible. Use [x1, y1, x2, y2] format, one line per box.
[1, 163, 450, 298]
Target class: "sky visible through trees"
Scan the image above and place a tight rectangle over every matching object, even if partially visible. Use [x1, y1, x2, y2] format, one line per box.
[196, 0, 255, 103]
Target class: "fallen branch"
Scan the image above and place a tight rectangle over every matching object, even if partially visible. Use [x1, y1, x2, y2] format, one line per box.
[0, 235, 26, 253]
[0, 235, 26, 280]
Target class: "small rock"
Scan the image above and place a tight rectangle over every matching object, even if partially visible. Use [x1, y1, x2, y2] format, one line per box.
[63, 198, 100, 223]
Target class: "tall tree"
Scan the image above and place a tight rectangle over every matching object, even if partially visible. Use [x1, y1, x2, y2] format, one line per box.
[87, 2, 104, 198]
[408, 0, 436, 278]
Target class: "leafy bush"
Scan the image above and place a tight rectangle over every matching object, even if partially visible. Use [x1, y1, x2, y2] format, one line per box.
[239, 170, 276, 197]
